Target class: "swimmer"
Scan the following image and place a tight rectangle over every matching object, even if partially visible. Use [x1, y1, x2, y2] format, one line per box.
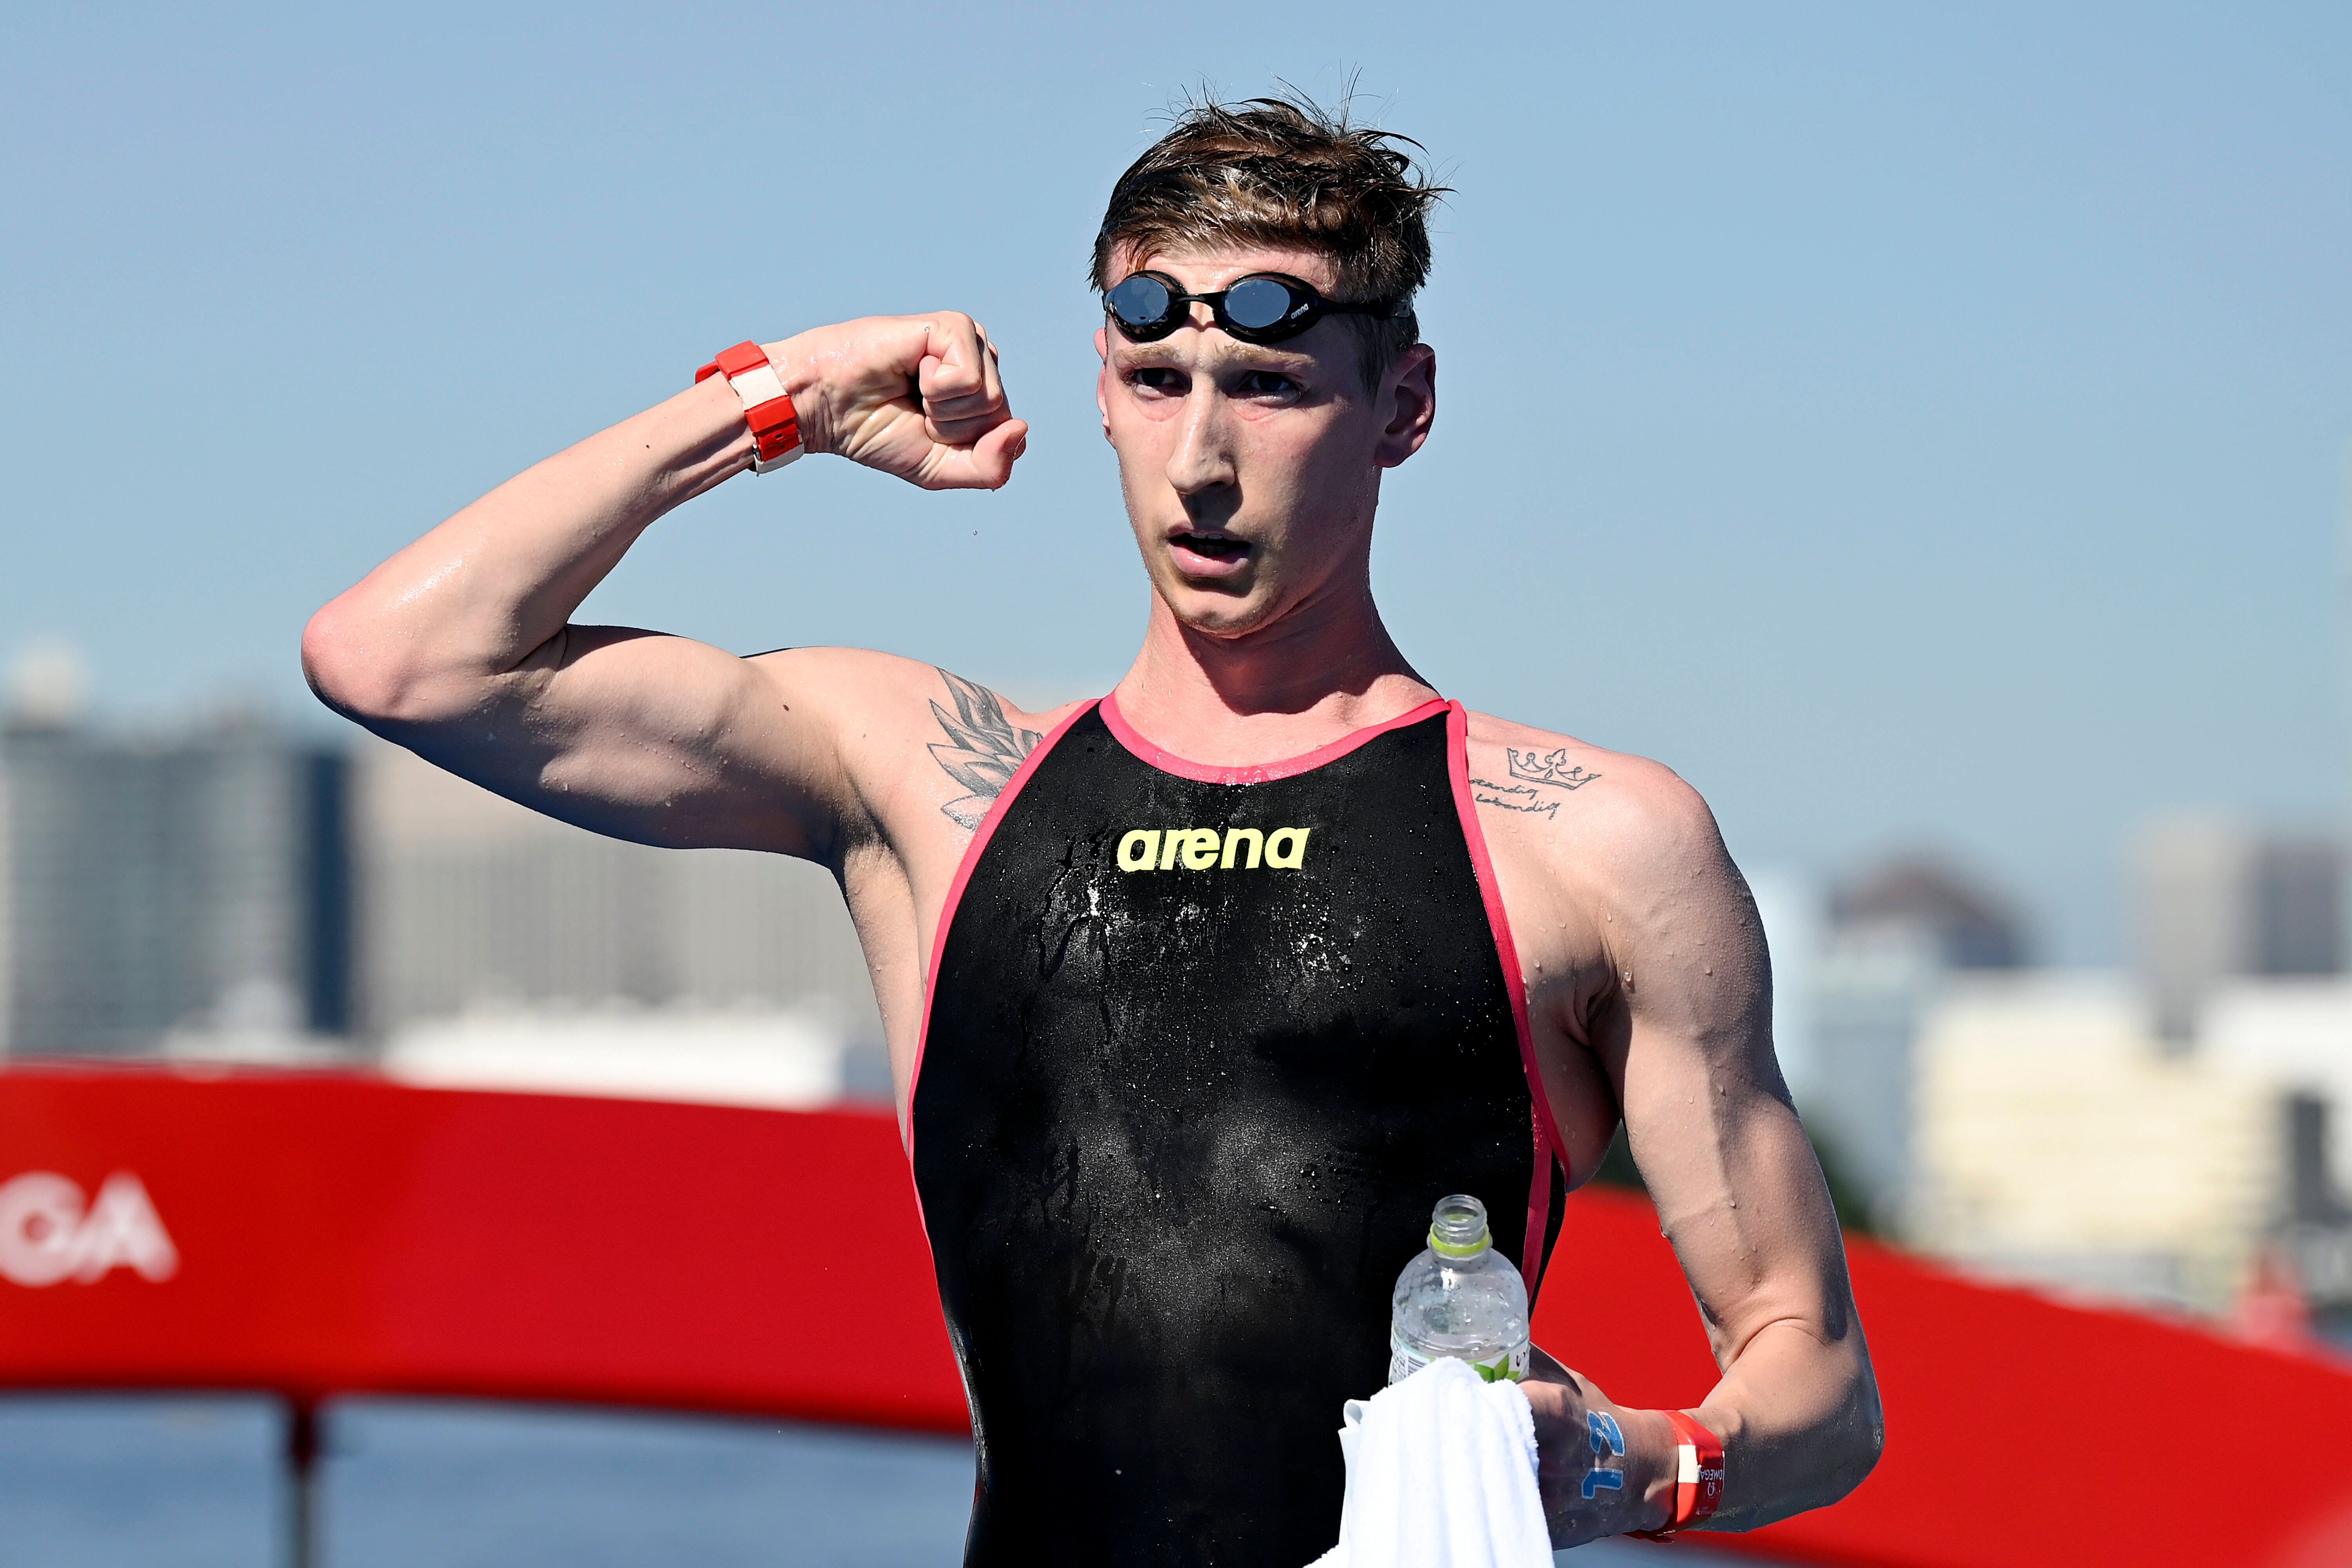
[305, 94, 1882, 1563]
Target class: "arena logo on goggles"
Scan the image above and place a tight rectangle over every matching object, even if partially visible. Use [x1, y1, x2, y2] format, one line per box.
[1117, 828, 1312, 872]
[0, 1171, 180, 1287]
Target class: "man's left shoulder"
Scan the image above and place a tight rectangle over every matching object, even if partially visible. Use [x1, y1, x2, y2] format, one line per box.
[1459, 711, 1726, 878]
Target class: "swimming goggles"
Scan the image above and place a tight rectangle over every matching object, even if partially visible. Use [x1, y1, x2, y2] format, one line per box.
[1102, 271, 1406, 346]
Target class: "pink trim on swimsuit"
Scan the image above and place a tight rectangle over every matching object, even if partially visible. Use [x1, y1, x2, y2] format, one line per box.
[904, 699, 1099, 1161]
[1098, 691, 1450, 785]
[1444, 701, 1572, 1297]
[908, 693, 1566, 1306]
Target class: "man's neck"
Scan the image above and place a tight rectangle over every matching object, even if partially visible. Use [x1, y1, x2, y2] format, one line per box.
[1111, 583, 1437, 767]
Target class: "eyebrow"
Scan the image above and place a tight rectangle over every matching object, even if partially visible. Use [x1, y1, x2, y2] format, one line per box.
[1108, 343, 1319, 372]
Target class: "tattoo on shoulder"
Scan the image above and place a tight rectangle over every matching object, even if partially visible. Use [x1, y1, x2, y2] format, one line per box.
[928, 669, 1042, 831]
[1470, 747, 1603, 824]
[1470, 779, 1561, 820]
[1508, 747, 1604, 791]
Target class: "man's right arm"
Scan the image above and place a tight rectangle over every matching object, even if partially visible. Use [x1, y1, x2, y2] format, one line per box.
[301, 313, 1027, 863]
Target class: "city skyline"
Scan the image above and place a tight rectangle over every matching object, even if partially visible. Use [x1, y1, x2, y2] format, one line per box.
[7, 10, 2351, 1561]
[4, 4, 2348, 966]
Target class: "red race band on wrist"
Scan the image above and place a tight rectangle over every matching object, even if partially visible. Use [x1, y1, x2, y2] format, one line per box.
[1626, 1410, 1724, 1543]
[695, 341, 802, 473]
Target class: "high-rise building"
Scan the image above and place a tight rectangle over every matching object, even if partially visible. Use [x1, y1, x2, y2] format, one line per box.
[2136, 816, 2344, 1039]
[1911, 971, 2284, 1310]
[1806, 923, 1940, 1228]
[1829, 855, 2027, 971]
[1795, 855, 2027, 1227]
[357, 742, 881, 1043]
[0, 714, 352, 1057]
[2202, 978, 2352, 1195]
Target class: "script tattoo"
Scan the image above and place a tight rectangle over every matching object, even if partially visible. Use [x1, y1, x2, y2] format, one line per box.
[1506, 747, 1602, 793]
[1471, 778, 1562, 820]
[929, 669, 1042, 830]
[1472, 747, 1603, 824]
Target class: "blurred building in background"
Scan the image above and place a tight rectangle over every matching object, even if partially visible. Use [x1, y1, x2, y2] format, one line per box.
[2136, 815, 2344, 1040]
[357, 742, 886, 1106]
[0, 641, 887, 1105]
[1762, 831, 2350, 1321]
[1834, 857, 2027, 971]
[11, 624, 2352, 1319]
[357, 740, 882, 1031]
[0, 651, 351, 1059]
[2123, 815, 2352, 1318]
[2200, 980, 2352, 1325]
[1780, 856, 2027, 1231]
[1909, 972, 2281, 1308]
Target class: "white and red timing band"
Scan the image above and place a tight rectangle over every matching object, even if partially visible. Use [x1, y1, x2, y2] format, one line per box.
[1627, 1410, 1724, 1543]
[695, 341, 802, 473]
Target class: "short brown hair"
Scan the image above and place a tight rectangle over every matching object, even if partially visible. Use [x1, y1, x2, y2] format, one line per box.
[1091, 93, 1446, 387]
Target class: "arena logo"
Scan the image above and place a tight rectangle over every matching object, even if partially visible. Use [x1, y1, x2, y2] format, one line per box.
[1117, 827, 1312, 873]
[0, 1171, 179, 1287]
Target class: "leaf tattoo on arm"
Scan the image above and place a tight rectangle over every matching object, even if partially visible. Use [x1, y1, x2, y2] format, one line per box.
[929, 669, 1043, 830]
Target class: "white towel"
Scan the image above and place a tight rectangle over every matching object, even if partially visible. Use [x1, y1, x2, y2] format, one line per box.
[1307, 1357, 1555, 1568]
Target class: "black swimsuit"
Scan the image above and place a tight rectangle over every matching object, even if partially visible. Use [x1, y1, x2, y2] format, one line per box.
[909, 696, 1569, 1568]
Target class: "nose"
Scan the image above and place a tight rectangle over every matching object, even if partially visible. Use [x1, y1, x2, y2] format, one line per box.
[1164, 380, 1236, 499]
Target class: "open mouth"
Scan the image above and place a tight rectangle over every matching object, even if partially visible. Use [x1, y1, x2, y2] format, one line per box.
[1171, 531, 1250, 563]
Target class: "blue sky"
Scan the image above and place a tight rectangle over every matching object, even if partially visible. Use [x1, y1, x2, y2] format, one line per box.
[2, 2, 2346, 962]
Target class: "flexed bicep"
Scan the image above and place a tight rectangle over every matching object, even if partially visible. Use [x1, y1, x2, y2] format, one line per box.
[303, 310, 1037, 866]
[373, 627, 853, 859]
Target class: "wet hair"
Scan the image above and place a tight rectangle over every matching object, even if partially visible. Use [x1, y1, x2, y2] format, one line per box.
[1090, 92, 1447, 388]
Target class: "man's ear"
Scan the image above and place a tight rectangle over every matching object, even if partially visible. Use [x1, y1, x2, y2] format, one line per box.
[1095, 327, 1113, 445]
[1373, 343, 1437, 469]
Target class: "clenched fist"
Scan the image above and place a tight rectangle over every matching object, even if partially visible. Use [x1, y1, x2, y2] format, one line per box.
[762, 312, 1027, 490]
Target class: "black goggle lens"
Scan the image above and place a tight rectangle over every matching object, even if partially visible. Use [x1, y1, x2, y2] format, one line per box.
[1106, 274, 1180, 337]
[1221, 276, 1304, 332]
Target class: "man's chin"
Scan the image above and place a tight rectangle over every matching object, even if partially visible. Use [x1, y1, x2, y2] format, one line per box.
[1159, 579, 1277, 639]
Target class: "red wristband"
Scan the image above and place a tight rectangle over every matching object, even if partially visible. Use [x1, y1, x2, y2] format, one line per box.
[695, 341, 802, 473]
[1625, 1410, 1724, 1543]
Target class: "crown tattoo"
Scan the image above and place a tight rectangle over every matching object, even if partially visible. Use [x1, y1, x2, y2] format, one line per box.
[1506, 747, 1602, 791]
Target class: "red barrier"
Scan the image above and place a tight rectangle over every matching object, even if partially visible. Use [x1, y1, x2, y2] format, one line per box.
[1538, 1191, 2352, 1567]
[7, 1066, 2352, 1566]
[0, 1066, 965, 1433]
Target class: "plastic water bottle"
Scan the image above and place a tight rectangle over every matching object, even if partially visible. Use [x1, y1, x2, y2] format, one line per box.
[1387, 1192, 1530, 1384]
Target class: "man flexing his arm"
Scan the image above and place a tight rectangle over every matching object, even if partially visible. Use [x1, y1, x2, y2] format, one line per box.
[305, 97, 1881, 1563]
